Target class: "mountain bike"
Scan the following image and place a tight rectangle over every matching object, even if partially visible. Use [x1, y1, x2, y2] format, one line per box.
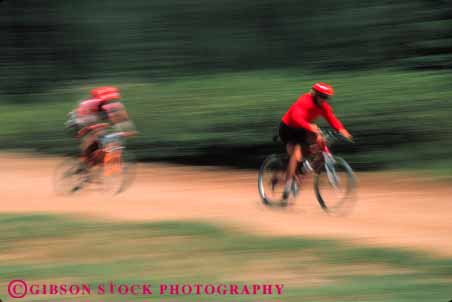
[54, 133, 136, 195]
[258, 128, 356, 214]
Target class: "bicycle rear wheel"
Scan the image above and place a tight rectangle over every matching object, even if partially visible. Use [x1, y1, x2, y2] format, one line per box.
[258, 154, 289, 207]
[314, 155, 356, 215]
[54, 158, 87, 195]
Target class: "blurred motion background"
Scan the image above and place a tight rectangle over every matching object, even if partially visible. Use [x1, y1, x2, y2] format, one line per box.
[2, 2, 452, 302]
[0, 0, 452, 172]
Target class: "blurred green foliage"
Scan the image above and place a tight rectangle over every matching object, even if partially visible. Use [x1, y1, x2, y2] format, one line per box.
[0, 0, 452, 172]
[1, 0, 451, 94]
[1, 214, 452, 302]
[1, 69, 452, 172]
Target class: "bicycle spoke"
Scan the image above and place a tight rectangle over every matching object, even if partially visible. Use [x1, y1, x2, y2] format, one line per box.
[314, 156, 356, 215]
[258, 154, 291, 206]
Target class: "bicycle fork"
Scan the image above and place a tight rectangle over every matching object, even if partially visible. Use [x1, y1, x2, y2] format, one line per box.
[323, 152, 340, 189]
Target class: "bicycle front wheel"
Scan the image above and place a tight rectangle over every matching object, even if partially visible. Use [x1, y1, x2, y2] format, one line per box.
[314, 155, 356, 215]
[258, 154, 289, 207]
[102, 148, 137, 195]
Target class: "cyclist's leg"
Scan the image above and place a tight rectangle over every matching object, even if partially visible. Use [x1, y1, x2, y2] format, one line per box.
[304, 131, 323, 169]
[81, 132, 101, 167]
[291, 143, 304, 186]
[279, 122, 305, 198]
[285, 142, 303, 186]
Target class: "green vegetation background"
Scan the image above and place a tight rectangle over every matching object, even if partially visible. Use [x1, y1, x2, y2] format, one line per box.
[1, 0, 451, 173]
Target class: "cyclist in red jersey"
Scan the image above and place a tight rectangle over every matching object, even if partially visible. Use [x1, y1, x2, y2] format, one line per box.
[66, 86, 137, 168]
[279, 82, 352, 199]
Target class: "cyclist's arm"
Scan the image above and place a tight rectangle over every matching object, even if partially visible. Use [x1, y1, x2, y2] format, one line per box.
[110, 110, 137, 137]
[102, 102, 138, 137]
[322, 103, 353, 140]
[321, 103, 345, 132]
[290, 106, 321, 134]
[113, 120, 138, 137]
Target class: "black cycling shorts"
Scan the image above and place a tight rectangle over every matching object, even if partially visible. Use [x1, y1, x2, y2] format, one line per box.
[279, 122, 313, 146]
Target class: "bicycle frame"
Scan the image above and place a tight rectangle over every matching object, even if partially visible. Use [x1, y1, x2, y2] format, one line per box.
[258, 127, 355, 210]
[316, 137, 341, 189]
[101, 134, 124, 176]
[298, 133, 339, 187]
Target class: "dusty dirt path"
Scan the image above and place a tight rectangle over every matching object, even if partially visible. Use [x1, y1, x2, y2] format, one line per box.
[2, 153, 452, 257]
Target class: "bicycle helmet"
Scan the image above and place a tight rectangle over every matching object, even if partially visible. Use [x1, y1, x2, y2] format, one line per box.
[91, 86, 120, 102]
[312, 82, 334, 97]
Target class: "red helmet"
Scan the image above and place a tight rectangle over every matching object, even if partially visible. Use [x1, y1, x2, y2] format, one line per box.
[91, 86, 120, 102]
[312, 82, 334, 96]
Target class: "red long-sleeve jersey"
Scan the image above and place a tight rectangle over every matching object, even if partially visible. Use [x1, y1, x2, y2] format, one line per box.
[281, 93, 344, 132]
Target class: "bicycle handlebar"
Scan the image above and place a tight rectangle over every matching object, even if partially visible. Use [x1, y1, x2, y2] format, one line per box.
[319, 128, 354, 145]
[271, 125, 353, 145]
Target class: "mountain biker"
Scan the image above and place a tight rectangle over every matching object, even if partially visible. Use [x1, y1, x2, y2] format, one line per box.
[279, 82, 352, 199]
[66, 86, 137, 169]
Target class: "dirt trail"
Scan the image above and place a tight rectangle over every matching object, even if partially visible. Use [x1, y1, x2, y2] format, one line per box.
[2, 153, 452, 257]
